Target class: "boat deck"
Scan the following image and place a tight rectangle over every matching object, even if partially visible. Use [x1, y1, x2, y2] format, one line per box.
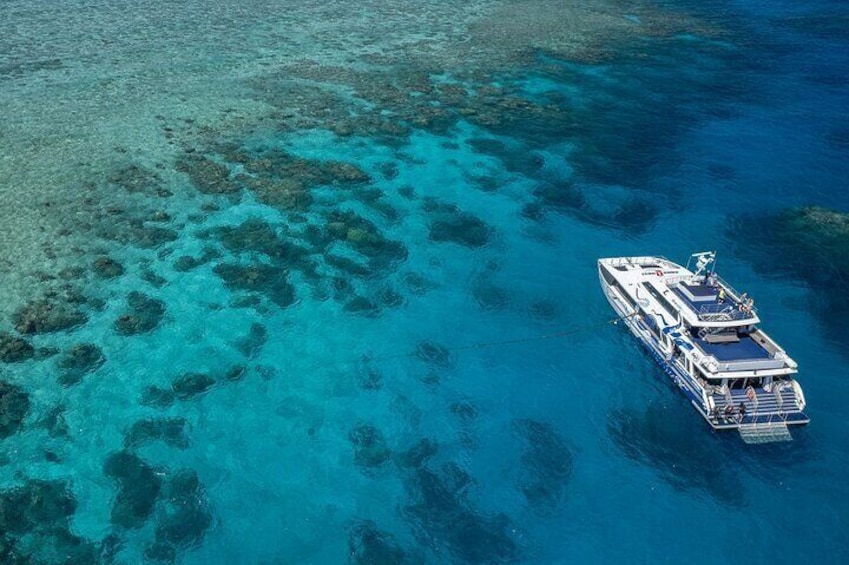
[696, 333, 772, 361]
[671, 284, 750, 322]
[708, 386, 808, 427]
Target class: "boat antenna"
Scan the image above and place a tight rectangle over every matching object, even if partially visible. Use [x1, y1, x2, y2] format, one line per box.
[691, 251, 716, 280]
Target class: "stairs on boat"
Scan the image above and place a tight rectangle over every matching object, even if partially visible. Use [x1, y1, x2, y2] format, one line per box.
[738, 422, 793, 444]
[712, 387, 798, 416]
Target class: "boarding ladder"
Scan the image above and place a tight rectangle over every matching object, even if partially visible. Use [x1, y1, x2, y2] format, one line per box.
[738, 422, 793, 444]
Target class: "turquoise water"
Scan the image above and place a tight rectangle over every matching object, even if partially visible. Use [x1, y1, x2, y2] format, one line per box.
[1, 1, 848, 563]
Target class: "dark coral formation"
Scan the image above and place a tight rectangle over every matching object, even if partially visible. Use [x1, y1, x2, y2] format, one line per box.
[403, 273, 437, 296]
[323, 210, 407, 270]
[84, 200, 179, 249]
[423, 199, 492, 248]
[324, 253, 371, 278]
[115, 292, 166, 335]
[108, 165, 169, 197]
[210, 219, 303, 261]
[528, 300, 557, 321]
[124, 418, 190, 449]
[349, 423, 392, 472]
[103, 450, 162, 529]
[239, 147, 370, 189]
[144, 542, 177, 563]
[348, 520, 415, 565]
[403, 463, 518, 563]
[92, 255, 125, 279]
[140, 385, 175, 409]
[732, 206, 849, 287]
[0, 479, 96, 564]
[0, 381, 30, 439]
[213, 262, 297, 308]
[415, 341, 454, 369]
[13, 291, 88, 335]
[0, 333, 35, 363]
[41, 404, 69, 438]
[523, 181, 658, 234]
[173, 247, 221, 272]
[176, 155, 241, 195]
[344, 296, 381, 317]
[0, 480, 76, 533]
[224, 365, 247, 382]
[58, 343, 106, 386]
[611, 198, 659, 233]
[513, 419, 573, 515]
[730, 206, 849, 350]
[171, 372, 216, 400]
[356, 363, 383, 390]
[235, 322, 267, 358]
[471, 279, 511, 312]
[154, 469, 213, 549]
[395, 438, 439, 469]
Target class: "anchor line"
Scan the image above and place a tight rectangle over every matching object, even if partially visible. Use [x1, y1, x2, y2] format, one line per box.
[429, 311, 639, 354]
[324, 312, 639, 369]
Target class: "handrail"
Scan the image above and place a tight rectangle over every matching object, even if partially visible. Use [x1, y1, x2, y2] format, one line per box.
[713, 274, 748, 305]
[607, 256, 667, 267]
[700, 384, 711, 412]
[664, 274, 691, 286]
[698, 303, 752, 322]
[792, 380, 807, 411]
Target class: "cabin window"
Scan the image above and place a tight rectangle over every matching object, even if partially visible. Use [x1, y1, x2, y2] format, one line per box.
[728, 377, 764, 389]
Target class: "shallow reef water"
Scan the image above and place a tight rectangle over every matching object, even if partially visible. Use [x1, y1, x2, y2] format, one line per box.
[1, 0, 848, 563]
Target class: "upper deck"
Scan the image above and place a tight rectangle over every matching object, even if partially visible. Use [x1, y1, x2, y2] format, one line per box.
[599, 253, 797, 377]
[599, 255, 759, 328]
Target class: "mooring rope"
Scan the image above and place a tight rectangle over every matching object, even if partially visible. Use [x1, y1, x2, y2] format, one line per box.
[341, 311, 639, 368]
[434, 311, 637, 354]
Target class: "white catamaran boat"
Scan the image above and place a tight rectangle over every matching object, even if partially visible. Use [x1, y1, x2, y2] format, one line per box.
[598, 251, 809, 443]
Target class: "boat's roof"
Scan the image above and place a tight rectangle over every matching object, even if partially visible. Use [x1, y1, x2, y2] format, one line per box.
[599, 255, 798, 378]
[599, 255, 760, 328]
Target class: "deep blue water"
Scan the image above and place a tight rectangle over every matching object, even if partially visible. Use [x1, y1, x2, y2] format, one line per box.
[1, 0, 848, 563]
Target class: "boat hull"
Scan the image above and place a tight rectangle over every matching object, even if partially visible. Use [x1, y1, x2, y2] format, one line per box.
[598, 265, 810, 431]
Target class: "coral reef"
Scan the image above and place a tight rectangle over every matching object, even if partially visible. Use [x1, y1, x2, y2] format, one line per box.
[0, 382, 29, 439]
[349, 423, 392, 471]
[513, 419, 573, 515]
[124, 418, 190, 449]
[58, 343, 106, 386]
[0, 333, 35, 363]
[103, 451, 163, 529]
[115, 292, 166, 335]
[171, 373, 216, 400]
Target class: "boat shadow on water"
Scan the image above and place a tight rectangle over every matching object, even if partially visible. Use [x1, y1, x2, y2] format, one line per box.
[607, 403, 747, 507]
[607, 399, 820, 508]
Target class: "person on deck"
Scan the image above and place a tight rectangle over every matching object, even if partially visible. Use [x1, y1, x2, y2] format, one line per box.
[737, 402, 747, 423]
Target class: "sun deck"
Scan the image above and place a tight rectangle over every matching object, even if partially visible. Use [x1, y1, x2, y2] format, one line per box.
[671, 283, 754, 323]
[695, 333, 771, 361]
[708, 385, 808, 428]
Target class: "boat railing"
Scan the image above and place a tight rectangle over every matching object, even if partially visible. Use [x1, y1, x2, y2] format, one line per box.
[698, 303, 751, 322]
[792, 380, 807, 411]
[714, 274, 750, 306]
[664, 274, 691, 286]
[700, 384, 711, 413]
[607, 256, 667, 267]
